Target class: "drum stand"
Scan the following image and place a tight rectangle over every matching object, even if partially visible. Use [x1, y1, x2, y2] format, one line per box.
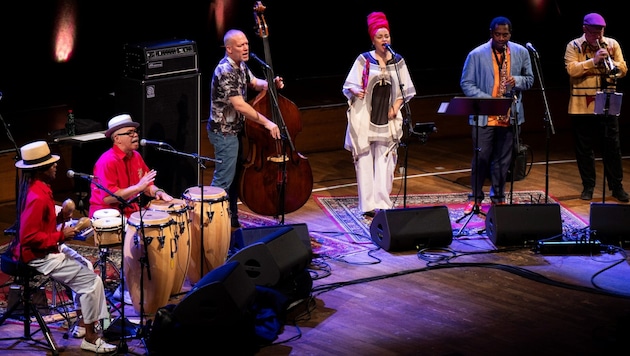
[93, 245, 123, 320]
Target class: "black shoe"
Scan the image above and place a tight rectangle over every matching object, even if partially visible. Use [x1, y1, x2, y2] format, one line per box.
[612, 189, 630, 202]
[363, 210, 376, 218]
[580, 187, 594, 200]
[231, 216, 241, 228]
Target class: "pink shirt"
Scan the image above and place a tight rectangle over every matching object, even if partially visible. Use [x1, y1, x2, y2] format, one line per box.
[88, 145, 152, 218]
[15, 179, 64, 263]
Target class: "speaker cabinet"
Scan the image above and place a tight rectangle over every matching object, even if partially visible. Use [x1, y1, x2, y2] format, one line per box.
[116, 73, 200, 197]
[369, 206, 453, 251]
[173, 261, 256, 325]
[589, 203, 630, 246]
[485, 204, 563, 246]
[149, 261, 258, 354]
[227, 226, 311, 287]
[231, 223, 313, 261]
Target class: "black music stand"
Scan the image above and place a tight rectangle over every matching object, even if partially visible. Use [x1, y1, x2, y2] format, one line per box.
[594, 90, 623, 203]
[443, 97, 512, 236]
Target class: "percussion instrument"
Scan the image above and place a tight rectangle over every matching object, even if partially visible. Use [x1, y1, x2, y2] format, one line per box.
[93, 208, 121, 220]
[123, 210, 176, 314]
[182, 186, 231, 284]
[92, 217, 124, 246]
[147, 198, 191, 295]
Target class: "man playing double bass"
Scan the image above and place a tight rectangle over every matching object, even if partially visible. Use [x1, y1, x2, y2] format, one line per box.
[207, 29, 283, 228]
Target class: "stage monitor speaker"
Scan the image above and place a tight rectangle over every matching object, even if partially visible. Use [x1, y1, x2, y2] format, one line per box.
[231, 223, 313, 261]
[485, 203, 563, 246]
[116, 73, 200, 198]
[589, 203, 630, 246]
[173, 261, 256, 326]
[369, 206, 453, 251]
[226, 226, 311, 287]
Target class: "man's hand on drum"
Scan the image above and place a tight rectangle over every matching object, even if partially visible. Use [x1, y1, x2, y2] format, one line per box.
[155, 188, 173, 202]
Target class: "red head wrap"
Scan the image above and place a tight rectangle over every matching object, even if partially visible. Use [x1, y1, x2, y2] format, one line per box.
[367, 12, 390, 39]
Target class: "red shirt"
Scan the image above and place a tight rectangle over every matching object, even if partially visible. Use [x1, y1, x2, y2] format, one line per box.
[14, 179, 64, 263]
[88, 145, 152, 218]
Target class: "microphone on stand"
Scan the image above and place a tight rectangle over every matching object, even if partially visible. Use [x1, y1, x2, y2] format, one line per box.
[67, 170, 94, 180]
[526, 42, 539, 58]
[249, 53, 272, 70]
[140, 139, 166, 147]
[383, 43, 397, 56]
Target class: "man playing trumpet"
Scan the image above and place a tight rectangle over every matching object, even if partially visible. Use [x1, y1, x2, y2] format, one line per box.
[564, 12, 629, 202]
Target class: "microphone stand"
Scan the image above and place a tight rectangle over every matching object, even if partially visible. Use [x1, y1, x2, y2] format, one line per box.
[260, 63, 293, 224]
[529, 46, 555, 203]
[87, 178, 140, 354]
[389, 53, 414, 208]
[142, 143, 219, 282]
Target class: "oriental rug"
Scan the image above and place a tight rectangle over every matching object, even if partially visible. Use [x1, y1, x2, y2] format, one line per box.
[313, 190, 588, 244]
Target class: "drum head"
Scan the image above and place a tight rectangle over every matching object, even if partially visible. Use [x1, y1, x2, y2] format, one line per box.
[128, 210, 172, 227]
[183, 186, 227, 202]
[93, 217, 123, 231]
[148, 198, 188, 213]
[93, 208, 121, 220]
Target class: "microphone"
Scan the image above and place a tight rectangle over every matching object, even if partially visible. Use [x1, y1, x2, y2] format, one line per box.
[249, 53, 271, 69]
[67, 170, 94, 180]
[140, 139, 166, 147]
[383, 43, 397, 56]
[526, 42, 539, 58]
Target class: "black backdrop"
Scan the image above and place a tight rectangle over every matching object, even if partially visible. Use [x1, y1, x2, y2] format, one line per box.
[0, 1, 626, 124]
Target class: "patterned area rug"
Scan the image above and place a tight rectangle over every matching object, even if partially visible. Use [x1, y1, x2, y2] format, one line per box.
[313, 190, 588, 245]
[238, 210, 372, 257]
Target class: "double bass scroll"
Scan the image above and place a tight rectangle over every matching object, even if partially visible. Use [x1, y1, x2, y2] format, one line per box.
[239, 1, 313, 217]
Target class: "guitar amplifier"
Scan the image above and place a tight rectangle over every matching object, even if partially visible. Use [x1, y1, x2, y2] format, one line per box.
[123, 39, 198, 79]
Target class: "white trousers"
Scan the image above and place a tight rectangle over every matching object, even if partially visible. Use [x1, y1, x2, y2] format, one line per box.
[355, 141, 396, 213]
[28, 251, 108, 325]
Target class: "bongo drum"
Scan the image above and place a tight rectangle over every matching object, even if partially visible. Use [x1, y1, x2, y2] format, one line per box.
[123, 210, 176, 315]
[92, 217, 124, 247]
[93, 208, 121, 220]
[182, 186, 231, 284]
[147, 198, 191, 295]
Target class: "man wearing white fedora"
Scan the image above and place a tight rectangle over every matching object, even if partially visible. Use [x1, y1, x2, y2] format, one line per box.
[88, 113, 173, 218]
[9, 140, 117, 353]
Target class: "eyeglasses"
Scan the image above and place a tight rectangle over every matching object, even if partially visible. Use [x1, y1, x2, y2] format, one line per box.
[116, 129, 138, 137]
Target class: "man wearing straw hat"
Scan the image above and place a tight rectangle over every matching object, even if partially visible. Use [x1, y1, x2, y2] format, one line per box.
[10, 140, 117, 353]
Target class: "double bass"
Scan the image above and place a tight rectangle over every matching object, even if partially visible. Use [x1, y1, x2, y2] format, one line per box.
[239, 1, 313, 218]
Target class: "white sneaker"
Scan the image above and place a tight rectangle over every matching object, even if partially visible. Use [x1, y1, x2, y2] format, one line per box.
[80, 337, 117, 353]
[112, 285, 133, 305]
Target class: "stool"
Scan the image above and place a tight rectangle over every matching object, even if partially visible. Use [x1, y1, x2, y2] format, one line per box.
[0, 253, 59, 355]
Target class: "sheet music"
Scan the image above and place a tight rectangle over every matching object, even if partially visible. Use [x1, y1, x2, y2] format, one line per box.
[54, 131, 106, 142]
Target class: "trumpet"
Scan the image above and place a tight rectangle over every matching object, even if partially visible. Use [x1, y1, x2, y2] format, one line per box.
[596, 39, 619, 75]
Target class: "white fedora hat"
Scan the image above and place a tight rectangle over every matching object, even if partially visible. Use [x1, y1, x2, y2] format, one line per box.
[15, 141, 60, 169]
[105, 113, 140, 138]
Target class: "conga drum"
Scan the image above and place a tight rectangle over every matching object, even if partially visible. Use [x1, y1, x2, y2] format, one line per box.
[123, 210, 176, 315]
[146, 198, 191, 295]
[182, 186, 231, 284]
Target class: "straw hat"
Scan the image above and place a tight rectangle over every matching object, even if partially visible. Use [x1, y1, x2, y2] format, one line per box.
[15, 141, 60, 169]
[105, 114, 140, 138]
